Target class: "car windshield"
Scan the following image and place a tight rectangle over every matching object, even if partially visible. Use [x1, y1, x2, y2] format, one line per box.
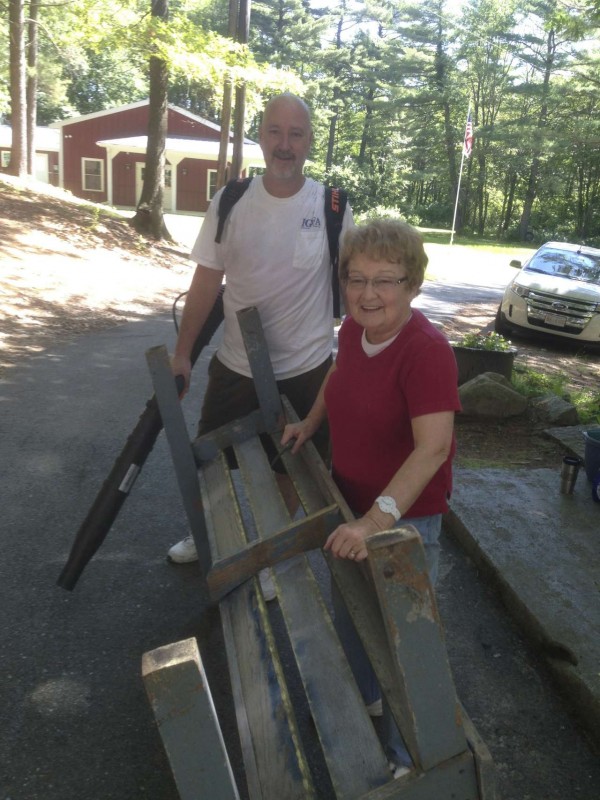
[525, 248, 600, 285]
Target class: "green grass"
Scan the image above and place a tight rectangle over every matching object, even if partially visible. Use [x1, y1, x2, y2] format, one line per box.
[512, 365, 600, 425]
[511, 366, 567, 398]
[571, 387, 600, 425]
[418, 228, 537, 254]
[421, 239, 531, 282]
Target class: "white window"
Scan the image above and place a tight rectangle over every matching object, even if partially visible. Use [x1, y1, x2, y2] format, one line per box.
[1, 151, 10, 168]
[82, 158, 104, 192]
[207, 169, 218, 201]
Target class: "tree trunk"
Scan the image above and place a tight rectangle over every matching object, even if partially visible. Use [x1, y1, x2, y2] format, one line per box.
[216, 80, 233, 189]
[325, 110, 337, 173]
[8, 0, 27, 177]
[501, 171, 517, 234]
[358, 87, 374, 166]
[26, 0, 40, 176]
[476, 150, 486, 235]
[130, 0, 171, 240]
[216, 0, 239, 191]
[230, 0, 250, 179]
[519, 156, 539, 241]
[325, 13, 344, 173]
[434, 28, 457, 202]
[518, 29, 555, 241]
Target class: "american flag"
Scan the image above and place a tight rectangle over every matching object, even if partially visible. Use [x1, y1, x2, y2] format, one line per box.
[463, 111, 473, 158]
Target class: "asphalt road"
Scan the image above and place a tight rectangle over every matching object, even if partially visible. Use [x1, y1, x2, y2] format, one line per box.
[2, 272, 599, 799]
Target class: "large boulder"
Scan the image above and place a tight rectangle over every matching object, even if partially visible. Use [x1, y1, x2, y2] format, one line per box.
[459, 372, 528, 418]
[531, 394, 580, 426]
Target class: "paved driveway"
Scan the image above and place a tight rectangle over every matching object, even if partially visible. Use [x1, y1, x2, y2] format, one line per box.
[2, 244, 598, 799]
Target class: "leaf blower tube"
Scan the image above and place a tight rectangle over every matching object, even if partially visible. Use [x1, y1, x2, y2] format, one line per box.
[57, 287, 225, 591]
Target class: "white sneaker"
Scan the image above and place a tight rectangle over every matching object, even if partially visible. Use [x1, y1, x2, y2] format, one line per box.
[388, 761, 411, 779]
[259, 568, 277, 602]
[167, 536, 198, 563]
[366, 698, 383, 717]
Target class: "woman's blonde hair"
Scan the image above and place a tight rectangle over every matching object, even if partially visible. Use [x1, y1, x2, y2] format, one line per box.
[339, 219, 428, 290]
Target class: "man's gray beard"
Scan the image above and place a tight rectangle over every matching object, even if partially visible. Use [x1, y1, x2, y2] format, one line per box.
[270, 158, 297, 180]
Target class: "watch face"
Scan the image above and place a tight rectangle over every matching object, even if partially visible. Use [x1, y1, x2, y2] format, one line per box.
[377, 496, 397, 516]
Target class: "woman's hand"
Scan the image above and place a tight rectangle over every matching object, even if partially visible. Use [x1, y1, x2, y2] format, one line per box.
[281, 417, 319, 454]
[324, 516, 383, 561]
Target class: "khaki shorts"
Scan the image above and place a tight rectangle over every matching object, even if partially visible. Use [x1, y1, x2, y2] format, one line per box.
[197, 354, 332, 471]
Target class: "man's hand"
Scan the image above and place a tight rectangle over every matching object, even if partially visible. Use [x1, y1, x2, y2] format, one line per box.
[281, 417, 320, 455]
[170, 353, 192, 397]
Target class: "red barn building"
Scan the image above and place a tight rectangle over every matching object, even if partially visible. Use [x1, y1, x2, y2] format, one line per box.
[48, 100, 264, 213]
[0, 124, 60, 184]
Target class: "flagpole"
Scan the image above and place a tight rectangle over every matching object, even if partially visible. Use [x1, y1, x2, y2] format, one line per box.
[450, 102, 471, 246]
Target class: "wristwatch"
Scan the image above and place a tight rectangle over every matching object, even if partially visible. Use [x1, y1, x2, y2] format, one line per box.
[375, 495, 401, 522]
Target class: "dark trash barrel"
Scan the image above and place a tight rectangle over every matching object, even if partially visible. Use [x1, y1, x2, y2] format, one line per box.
[582, 428, 600, 482]
[452, 346, 516, 386]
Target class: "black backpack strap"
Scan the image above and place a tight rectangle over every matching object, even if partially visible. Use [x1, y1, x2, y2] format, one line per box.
[324, 186, 348, 317]
[215, 176, 253, 243]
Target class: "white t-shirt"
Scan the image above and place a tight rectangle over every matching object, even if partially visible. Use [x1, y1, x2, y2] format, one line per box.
[190, 176, 354, 379]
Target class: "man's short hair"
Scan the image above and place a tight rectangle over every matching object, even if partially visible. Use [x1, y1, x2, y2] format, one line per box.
[260, 93, 312, 132]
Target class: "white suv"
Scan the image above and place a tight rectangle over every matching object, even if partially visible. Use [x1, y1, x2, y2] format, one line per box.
[495, 241, 600, 345]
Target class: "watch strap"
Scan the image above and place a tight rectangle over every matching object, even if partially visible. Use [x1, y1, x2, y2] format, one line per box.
[375, 495, 401, 522]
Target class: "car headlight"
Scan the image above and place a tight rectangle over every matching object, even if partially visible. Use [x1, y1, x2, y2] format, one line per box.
[512, 283, 529, 298]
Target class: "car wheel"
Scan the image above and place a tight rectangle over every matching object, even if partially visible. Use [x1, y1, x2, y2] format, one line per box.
[494, 305, 511, 336]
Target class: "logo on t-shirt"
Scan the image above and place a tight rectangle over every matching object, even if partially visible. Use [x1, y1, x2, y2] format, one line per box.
[302, 216, 322, 230]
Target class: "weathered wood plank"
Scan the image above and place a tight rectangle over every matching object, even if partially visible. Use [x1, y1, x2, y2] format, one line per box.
[146, 345, 211, 577]
[237, 307, 282, 432]
[142, 638, 240, 800]
[359, 749, 479, 800]
[235, 436, 392, 798]
[207, 504, 342, 601]
[200, 453, 315, 800]
[461, 706, 497, 800]
[366, 530, 468, 771]
[279, 396, 355, 521]
[280, 399, 474, 774]
[278, 398, 426, 766]
[191, 409, 267, 463]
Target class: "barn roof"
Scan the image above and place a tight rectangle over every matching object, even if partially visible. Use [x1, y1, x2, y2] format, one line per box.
[0, 124, 59, 151]
[96, 135, 264, 165]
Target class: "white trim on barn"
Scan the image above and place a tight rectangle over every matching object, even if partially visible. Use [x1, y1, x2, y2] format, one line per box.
[0, 124, 59, 152]
[0, 124, 60, 182]
[96, 135, 265, 210]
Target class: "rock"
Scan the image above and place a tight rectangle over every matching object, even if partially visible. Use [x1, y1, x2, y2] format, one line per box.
[531, 394, 580, 426]
[459, 372, 529, 418]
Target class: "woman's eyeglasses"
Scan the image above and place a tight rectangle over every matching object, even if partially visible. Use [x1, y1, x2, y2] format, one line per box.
[343, 276, 408, 292]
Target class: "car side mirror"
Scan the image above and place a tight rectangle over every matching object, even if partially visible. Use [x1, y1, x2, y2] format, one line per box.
[509, 259, 522, 268]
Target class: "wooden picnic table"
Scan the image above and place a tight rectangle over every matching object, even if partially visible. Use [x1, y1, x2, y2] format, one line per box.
[141, 307, 496, 800]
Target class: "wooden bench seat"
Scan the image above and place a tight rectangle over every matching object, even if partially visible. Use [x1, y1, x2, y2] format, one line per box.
[141, 308, 496, 800]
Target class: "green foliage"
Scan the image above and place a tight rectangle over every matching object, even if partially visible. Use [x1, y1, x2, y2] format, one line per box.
[511, 366, 567, 398]
[66, 49, 147, 116]
[455, 331, 514, 351]
[571, 388, 600, 425]
[511, 366, 600, 424]
[3, 0, 600, 246]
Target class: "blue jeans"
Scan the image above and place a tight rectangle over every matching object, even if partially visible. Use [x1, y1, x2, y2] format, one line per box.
[331, 514, 442, 767]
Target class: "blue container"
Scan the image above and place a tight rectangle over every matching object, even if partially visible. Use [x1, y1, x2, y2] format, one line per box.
[593, 472, 600, 504]
[582, 428, 600, 482]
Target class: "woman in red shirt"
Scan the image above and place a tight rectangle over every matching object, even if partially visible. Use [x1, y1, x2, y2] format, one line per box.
[282, 218, 460, 774]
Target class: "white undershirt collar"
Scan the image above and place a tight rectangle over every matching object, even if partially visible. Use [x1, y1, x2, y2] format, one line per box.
[361, 313, 413, 357]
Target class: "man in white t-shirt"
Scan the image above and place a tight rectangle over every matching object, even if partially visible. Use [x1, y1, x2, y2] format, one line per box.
[167, 93, 353, 588]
